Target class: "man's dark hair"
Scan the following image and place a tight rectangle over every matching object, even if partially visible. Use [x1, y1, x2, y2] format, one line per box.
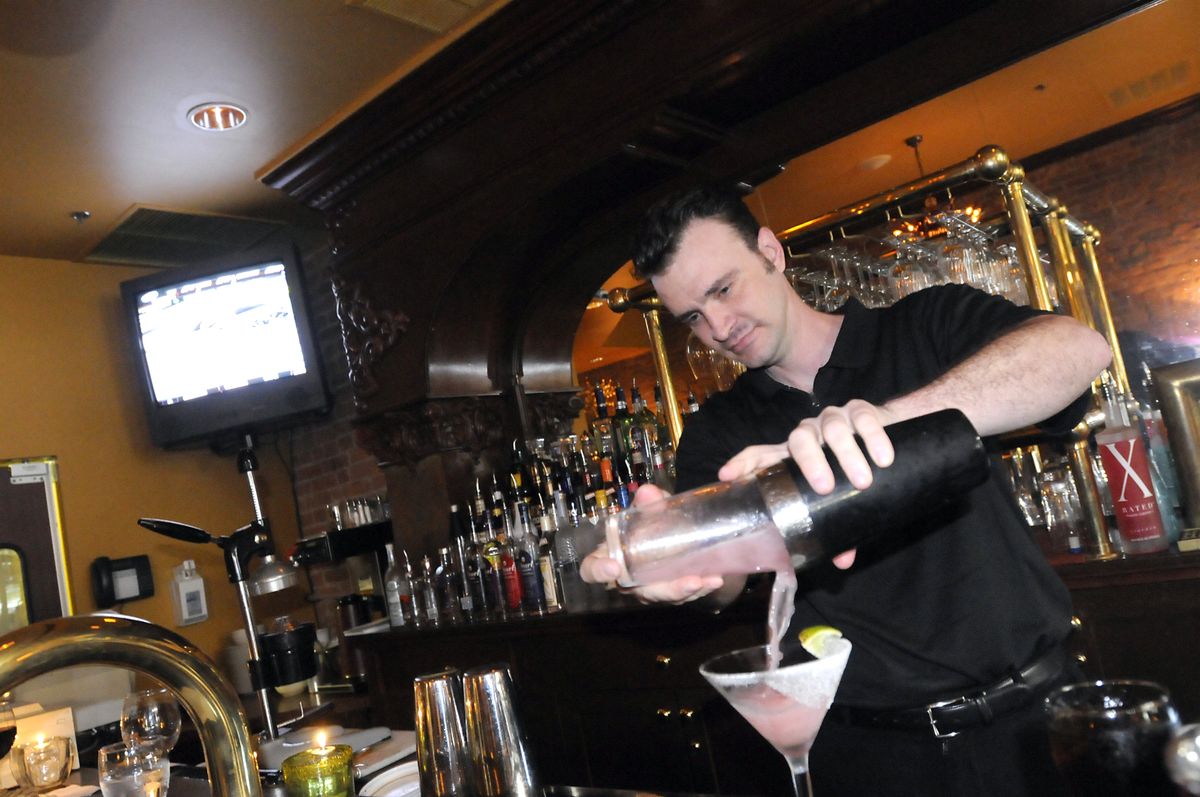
[632, 185, 761, 278]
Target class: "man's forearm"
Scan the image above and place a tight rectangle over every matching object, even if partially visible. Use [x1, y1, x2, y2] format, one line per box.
[883, 315, 1110, 436]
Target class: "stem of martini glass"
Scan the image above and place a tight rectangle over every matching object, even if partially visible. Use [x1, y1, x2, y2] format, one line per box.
[786, 754, 813, 797]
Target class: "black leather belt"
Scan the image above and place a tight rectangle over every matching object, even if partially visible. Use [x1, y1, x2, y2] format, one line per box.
[827, 645, 1066, 738]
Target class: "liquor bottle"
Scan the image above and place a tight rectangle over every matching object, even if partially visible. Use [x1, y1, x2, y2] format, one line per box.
[1094, 382, 1169, 554]
[460, 503, 488, 621]
[631, 378, 656, 435]
[434, 547, 462, 625]
[686, 386, 701, 415]
[554, 516, 585, 613]
[654, 382, 678, 482]
[480, 522, 507, 621]
[495, 523, 524, 617]
[537, 509, 563, 613]
[1139, 363, 1184, 542]
[591, 384, 617, 455]
[383, 543, 415, 629]
[512, 503, 546, 616]
[509, 439, 536, 502]
[613, 384, 634, 456]
[489, 474, 508, 534]
[613, 452, 634, 509]
[415, 555, 440, 627]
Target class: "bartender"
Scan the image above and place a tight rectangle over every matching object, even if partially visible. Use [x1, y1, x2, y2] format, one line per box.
[582, 185, 1111, 796]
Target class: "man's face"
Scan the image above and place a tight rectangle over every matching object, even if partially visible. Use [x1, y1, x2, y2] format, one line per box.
[651, 218, 790, 370]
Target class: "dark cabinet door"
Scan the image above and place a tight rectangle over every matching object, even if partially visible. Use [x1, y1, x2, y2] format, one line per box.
[568, 687, 704, 793]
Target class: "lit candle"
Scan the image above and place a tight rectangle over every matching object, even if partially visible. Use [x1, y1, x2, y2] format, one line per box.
[281, 731, 353, 797]
[13, 734, 71, 791]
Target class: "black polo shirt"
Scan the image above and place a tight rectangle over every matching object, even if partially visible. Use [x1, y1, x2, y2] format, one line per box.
[675, 284, 1080, 708]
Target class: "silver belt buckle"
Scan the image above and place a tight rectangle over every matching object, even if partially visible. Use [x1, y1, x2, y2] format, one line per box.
[926, 697, 966, 738]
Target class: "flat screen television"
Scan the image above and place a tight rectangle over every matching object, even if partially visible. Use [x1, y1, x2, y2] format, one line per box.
[121, 239, 331, 449]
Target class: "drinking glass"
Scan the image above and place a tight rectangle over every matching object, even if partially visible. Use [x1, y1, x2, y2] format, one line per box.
[98, 742, 169, 797]
[1045, 680, 1180, 796]
[701, 638, 851, 797]
[121, 688, 182, 757]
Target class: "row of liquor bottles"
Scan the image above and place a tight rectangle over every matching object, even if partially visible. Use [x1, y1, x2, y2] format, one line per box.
[377, 376, 705, 629]
[379, 431, 677, 629]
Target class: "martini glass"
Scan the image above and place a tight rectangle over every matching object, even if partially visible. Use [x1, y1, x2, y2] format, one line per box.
[701, 638, 851, 797]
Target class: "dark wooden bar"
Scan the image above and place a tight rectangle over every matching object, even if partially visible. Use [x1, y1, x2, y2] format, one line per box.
[1057, 550, 1200, 719]
[341, 549, 1200, 794]
[346, 591, 792, 795]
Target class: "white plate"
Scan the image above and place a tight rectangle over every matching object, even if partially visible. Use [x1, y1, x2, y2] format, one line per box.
[359, 760, 420, 797]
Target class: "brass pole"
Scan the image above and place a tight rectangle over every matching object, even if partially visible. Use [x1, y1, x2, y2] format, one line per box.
[1042, 206, 1098, 331]
[778, 145, 1014, 246]
[998, 169, 1054, 312]
[1079, 229, 1131, 394]
[1000, 176, 1113, 559]
[1068, 439, 1117, 560]
[642, 308, 684, 447]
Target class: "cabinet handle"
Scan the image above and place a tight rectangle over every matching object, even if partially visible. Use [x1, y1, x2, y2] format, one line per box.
[1075, 653, 1088, 666]
[678, 708, 695, 721]
[656, 708, 673, 720]
[1070, 615, 1083, 631]
[654, 654, 672, 669]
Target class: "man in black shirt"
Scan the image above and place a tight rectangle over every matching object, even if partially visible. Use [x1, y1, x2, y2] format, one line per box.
[581, 186, 1112, 795]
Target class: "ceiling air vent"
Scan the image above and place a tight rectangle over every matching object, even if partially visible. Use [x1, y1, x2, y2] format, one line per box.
[1106, 60, 1193, 109]
[85, 208, 286, 268]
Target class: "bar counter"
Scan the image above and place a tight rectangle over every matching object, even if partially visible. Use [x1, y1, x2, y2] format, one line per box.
[343, 549, 1200, 795]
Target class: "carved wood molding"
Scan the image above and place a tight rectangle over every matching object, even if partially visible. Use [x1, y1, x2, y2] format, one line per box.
[354, 396, 510, 466]
[525, 390, 585, 442]
[332, 275, 408, 410]
[264, 0, 644, 210]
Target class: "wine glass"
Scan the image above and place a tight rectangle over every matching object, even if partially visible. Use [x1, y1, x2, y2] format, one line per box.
[121, 688, 182, 757]
[0, 700, 16, 760]
[1045, 680, 1180, 796]
[701, 637, 851, 797]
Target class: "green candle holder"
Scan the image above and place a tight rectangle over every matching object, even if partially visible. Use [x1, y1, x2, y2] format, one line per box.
[281, 744, 353, 797]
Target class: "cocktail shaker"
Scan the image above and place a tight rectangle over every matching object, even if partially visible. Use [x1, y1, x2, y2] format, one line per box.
[413, 668, 470, 797]
[606, 409, 989, 586]
[461, 664, 539, 797]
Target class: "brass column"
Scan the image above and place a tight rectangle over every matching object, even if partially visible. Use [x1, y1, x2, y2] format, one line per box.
[608, 286, 684, 447]
[1079, 227, 1131, 394]
[998, 167, 1054, 313]
[643, 307, 684, 447]
[1042, 204, 1098, 332]
[1000, 173, 1114, 559]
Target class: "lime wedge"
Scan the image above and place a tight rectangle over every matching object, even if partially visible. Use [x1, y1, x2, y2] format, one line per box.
[798, 625, 843, 658]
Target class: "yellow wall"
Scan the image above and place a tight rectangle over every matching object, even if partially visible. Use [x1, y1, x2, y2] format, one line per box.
[1, 253, 310, 658]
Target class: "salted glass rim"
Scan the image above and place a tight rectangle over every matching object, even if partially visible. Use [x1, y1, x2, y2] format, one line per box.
[700, 638, 852, 684]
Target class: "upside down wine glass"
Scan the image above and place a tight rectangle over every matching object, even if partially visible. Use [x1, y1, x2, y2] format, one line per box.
[700, 637, 851, 797]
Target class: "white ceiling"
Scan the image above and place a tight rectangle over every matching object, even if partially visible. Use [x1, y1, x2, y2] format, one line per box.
[0, 0, 502, 263]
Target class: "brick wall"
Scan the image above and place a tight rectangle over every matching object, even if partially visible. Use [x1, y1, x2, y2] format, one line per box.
[289, 240, 389, 630]
[291, 243, 389, 541]
[1027, 100, 1200, 371]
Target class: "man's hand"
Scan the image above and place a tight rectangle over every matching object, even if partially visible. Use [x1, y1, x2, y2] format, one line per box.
[715, 400, 900, 571]
[719, 399, 898, 492]
[578, 484, 726, 604]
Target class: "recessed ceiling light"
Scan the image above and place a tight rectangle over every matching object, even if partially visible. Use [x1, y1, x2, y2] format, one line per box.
[187, 103, 248, 132]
